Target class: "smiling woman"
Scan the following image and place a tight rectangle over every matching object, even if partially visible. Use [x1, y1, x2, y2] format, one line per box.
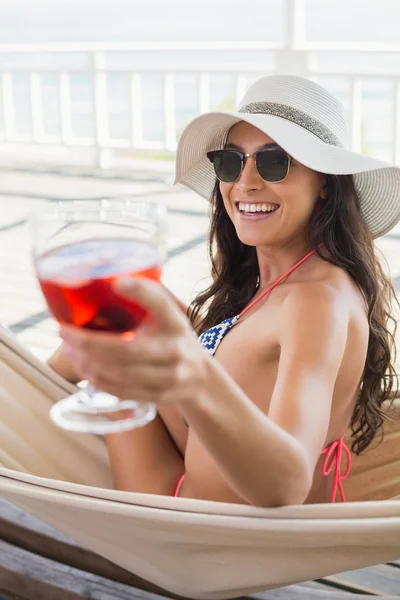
[208, 142, 290, 219]
[49, 74, 400, 508]
[216, 124, 326, 250]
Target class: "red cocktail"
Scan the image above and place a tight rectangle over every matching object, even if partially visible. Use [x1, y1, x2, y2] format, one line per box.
[37, 238, 161, 333]
[32, 199, 167, 434]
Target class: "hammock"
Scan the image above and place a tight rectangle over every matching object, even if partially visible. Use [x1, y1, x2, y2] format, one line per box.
[0, 326, 399, 600]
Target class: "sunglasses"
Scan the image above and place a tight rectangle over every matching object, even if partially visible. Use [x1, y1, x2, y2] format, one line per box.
[207, 147, 291, 184]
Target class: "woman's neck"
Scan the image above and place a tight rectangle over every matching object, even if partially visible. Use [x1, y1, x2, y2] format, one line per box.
[256, 239, 313, 292]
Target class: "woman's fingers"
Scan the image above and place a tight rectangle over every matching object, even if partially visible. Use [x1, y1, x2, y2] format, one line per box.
[58, 279, 204, 406]
[60, 326, 184, 367]
[89, 380, 160, 403]
[114, 277, 188, 334]
[83, 362, 184, 391]
[77, 367, 185, 403]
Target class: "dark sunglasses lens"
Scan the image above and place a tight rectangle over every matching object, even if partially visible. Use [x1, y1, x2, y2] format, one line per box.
[257, 150, 289, 182]
[212, 151, 242, 182]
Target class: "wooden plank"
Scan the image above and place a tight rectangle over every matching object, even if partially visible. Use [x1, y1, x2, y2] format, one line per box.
[0, 538, 173, 600]
[255, 589, 393, 599]
[295, 580, 345, 592]
[317, 577, 379, 595]
[320, 564, 400, 596]
[3, 538, 400, 600]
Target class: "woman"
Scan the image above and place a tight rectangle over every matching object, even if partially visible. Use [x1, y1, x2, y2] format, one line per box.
[49, 74, 400, 507]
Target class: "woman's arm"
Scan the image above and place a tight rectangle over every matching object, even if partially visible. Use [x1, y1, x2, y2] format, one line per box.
[177, 284, 349, 507]
[105, 416, 185, 494]
[59, 278, 348, 505]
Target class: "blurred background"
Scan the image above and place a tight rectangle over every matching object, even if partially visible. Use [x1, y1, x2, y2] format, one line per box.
[1, 0, 400, 359]
[0, 0, 399, 166]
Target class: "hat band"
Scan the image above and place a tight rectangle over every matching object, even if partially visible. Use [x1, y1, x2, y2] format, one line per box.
[238, 102, 343, 147]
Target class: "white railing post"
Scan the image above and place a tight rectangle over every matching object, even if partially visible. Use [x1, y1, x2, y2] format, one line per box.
[164, 72, 176, 151]
[90, 51, 109, 168]
[275, 0, 309, 76]
[130, 72, 143, 148]
[235, 74, 248, 105]
[59, 71, 73, 144]
[30, 72, 44, 142]
[394, 79, 400, 165]
[198, 73, 210, 113]
[349, 78, 363, 152]
[1, 72, 15, 141]
[285, 0, 307, 50]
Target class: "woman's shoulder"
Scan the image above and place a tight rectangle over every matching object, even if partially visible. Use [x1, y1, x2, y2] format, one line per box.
[278, 257, 368, 328]
[290, 252, 365, 302]
[274, 267, 368, 381]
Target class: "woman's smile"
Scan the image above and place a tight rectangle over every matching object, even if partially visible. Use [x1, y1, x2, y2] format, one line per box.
[235, 201, 280, 221]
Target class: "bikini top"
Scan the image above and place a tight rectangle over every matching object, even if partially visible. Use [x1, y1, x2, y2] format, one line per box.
[198, 248, 316, 356]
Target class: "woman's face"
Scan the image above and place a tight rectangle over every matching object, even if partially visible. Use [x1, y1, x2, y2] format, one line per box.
[219, 121, 327, 248]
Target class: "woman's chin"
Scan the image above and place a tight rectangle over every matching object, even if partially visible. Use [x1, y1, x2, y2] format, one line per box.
[236, 232, 279, 248]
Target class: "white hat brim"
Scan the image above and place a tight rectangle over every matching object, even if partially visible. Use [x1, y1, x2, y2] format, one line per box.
[174, 111, 400, 238]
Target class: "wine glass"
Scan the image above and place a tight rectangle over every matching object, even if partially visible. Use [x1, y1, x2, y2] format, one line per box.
[31, 199, 167, 434]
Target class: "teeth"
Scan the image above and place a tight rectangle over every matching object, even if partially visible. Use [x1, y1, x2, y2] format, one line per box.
[238, 202, 278, 214]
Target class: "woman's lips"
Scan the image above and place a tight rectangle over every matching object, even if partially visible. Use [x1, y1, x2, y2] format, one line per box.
[235, 203, 280, 221]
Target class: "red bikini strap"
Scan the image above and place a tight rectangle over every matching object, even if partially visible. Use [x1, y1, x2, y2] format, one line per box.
[239, 248, 316, 319]
[321, 437, 352, 503]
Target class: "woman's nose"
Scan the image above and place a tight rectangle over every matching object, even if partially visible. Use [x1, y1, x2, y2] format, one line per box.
[236, 155, 263, 190]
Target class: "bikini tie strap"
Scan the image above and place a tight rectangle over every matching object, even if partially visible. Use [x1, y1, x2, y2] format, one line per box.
[239, 248, 317, 318]
[321, 436, 351, 503]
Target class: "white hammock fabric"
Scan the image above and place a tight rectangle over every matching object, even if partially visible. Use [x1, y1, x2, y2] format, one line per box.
[0, 326, 399, 600]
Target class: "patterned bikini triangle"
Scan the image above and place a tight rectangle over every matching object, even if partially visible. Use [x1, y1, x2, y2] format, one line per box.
[198, 315, 240, 356]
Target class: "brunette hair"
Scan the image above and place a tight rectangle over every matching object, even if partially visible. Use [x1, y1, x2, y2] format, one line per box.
[188, 176, 398, 454]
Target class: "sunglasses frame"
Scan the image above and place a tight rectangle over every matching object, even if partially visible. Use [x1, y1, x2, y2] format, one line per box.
[207, 147, 292, 184]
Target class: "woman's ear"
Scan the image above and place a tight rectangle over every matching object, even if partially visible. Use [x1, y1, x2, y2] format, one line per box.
[319, 178, 328, 200]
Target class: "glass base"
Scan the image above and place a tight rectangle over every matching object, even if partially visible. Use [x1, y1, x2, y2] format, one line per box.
[50, 391, 157, 434]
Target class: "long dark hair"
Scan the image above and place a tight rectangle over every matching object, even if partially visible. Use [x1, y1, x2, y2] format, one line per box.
[188, 175, 398, 454]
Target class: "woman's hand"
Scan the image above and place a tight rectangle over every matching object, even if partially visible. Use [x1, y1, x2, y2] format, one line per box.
[47, 342, 82, 384]
[59, 278, 208, 406]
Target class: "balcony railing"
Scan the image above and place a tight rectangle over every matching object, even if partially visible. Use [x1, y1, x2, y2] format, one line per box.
[0, 0, 399, 167]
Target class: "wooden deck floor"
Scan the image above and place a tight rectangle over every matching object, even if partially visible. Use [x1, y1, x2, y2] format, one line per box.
[0, 498, 399, 600]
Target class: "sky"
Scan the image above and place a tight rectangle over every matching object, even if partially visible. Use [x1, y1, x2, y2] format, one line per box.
[0, 0, 399, 44]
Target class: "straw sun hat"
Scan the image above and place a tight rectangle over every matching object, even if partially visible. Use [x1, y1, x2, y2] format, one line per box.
[174, 74, 400, 238]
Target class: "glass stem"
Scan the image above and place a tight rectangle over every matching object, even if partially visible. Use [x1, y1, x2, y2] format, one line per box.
[79, 383, 100, 407]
